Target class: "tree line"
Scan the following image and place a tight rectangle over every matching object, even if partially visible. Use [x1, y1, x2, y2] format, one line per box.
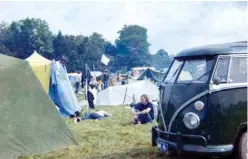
[0, 18, 172, 72]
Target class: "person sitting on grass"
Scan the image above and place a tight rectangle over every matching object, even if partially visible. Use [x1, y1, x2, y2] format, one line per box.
[132, 94, 154, 125]
[82, 110, 112, 121]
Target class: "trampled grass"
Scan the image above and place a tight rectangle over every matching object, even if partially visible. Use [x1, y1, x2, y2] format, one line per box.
[20, 106, 171, 159]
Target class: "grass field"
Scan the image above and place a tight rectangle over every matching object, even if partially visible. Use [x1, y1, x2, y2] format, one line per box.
[19, 106, 172, 159]
[20, 106, 211, 159]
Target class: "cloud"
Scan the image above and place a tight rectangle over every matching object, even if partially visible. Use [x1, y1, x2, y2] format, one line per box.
[0, 1, 246, 55]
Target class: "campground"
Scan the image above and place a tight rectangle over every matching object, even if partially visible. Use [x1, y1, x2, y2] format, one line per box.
[20, 106, 165, 159]
[20, 106, 209, 159]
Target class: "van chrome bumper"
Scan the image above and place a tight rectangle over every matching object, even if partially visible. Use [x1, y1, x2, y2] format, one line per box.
[152, 126, 233, 156]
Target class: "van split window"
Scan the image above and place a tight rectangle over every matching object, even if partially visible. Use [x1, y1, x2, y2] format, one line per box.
[228, 56, 247, 83]
[213, 57, 230, 83]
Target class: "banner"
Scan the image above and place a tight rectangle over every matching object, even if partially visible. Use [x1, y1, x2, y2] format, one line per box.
[101, 54, 110, 65]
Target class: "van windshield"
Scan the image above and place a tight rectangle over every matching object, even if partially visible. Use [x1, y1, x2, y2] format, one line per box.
[164, 57, 215, 84]
[177, 57, 215, 84]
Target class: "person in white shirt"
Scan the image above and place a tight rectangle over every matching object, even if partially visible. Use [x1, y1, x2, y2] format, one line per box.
[75, 72, 81, 94]
[81, 110, 112, 121]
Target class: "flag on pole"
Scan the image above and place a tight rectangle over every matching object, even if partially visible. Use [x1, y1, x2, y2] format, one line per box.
[81, 63, 91, 88]
[101, 54, 110, 65]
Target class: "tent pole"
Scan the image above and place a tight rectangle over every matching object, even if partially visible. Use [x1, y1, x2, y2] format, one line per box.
[85, 64, 89, 115]
[92, 63, 95, 71]
[122, 86, 128, 105]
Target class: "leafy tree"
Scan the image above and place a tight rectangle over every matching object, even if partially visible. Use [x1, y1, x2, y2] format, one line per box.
[53, 31, 65, 59]
[0, 21, 12, 55]
[0, 22, 8, 42]
[0, 18, 166, 73]
[151, 49, 171, 69]
[115, 25, 151, 70]
[61, 33, 106, 72]
[81, 33, 105, 71]
[89, 32, 105, 62]
[60, 35, 78, 72]
[3, 18, 53, 59]
[104, 41, 117, 56]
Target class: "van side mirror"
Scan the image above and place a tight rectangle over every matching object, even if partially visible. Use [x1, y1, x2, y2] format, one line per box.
[159, 82, 165, 90]
[213, 77, 221, 85]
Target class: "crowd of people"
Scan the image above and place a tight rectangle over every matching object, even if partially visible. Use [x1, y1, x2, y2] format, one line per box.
[74, 70, 132, 94]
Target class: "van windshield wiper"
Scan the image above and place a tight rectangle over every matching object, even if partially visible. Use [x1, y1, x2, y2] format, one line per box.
[196, 69, 211, 81]
[184, 69, 211, 85]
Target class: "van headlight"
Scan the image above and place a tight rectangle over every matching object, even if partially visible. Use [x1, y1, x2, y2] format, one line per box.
[183, 112, 200, 129]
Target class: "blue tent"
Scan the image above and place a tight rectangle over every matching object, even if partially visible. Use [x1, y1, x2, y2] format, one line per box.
[49, 61, 81, 118]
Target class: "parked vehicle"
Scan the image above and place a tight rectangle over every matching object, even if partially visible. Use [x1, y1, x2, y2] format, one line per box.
[152, 41, 247, 159]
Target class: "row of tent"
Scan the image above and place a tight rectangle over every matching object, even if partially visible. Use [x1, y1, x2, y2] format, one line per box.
[0, 53, 78, 158]
[74, 67, 167, 106]
[0, 52, 167, 158]
[96, 79, 159, 106]
[68, 67, 167, 89]
[26, 51, 81, 118]
[95, 68, 167, 106]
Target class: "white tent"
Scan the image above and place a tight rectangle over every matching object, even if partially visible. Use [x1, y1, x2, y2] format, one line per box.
[96, 80, 159, 106]
[90, 71, 102, 78]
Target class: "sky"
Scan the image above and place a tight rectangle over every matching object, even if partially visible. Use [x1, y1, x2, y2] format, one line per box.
[0, 1, 247, 55]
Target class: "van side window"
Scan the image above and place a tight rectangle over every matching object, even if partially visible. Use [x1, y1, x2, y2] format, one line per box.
[213, 57, 230, 83]
[228, 57, 247, 83]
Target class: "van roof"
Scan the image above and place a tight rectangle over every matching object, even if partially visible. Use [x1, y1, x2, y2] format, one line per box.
[175, 41, 247, 58]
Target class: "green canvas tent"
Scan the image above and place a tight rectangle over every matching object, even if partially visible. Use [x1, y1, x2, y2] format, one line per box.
[0, 54, 78, 159]
[137, 68, 166, 82]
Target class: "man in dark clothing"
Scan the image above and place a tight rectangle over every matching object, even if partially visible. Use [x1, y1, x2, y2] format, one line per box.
[81, 73, 85, 89]
[121, 80, 126, 85]
[81, 64, 91, 89]
[87, 85, 95, 109]
[117, 73, 120, 82]
[125, 75, 129, 84]
[103, 71, 109, 89]
[132, 94, 154, 124]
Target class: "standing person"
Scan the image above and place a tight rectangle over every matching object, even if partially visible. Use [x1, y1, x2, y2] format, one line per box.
[60, 56, 67, 68]
[132, 94, 154, 124]
[125, 75, 129, 84]
[87, 84, 95, 109]
[97, 80, 102, 92]
[103, 70, 109, 89]
[117, 73, 120, 83]
[81, 72, 85, 89]
[121, 78, 126, 85]
[75, 72, 81, 94]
